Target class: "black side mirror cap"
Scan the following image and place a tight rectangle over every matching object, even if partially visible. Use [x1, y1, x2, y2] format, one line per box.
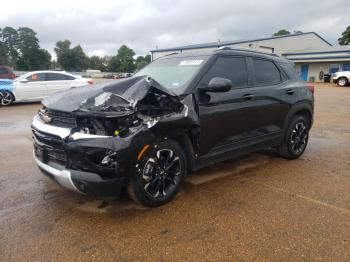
[199, 77, 232, 93]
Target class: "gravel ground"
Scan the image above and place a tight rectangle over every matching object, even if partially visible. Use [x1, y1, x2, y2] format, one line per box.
[0, 83, 349, 261]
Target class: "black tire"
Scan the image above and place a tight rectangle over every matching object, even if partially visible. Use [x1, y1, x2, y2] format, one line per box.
[337, 77, 348, 87]
[128, 139, 187, 206]
[278, 115, 309, 159]
[0, 91, 14, 106]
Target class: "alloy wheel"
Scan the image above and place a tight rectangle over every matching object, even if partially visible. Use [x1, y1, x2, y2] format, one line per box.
[290, 122, 308, 154]
[141, 149, 181, 198]
[338, 79, 346, 86]
[0, 91, 13, 106]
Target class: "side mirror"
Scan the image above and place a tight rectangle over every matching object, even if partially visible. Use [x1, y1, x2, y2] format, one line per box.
[199, 77, 232, 92]
[20, 79, 28, 83]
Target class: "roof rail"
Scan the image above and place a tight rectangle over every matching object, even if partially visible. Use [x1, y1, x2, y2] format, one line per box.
[216, 46, 279, 57]
[164, 52, 180, 57]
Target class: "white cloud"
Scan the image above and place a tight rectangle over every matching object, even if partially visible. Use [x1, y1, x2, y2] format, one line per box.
[1, 0, 349, 57]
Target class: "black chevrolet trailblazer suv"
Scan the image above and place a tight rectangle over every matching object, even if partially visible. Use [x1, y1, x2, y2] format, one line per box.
[32, 48, 314, 206]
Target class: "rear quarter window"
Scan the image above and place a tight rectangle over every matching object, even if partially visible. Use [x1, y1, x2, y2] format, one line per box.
[279, 62, 298, 80]
[253, 59, 281, 86]
[47, 73, 75, 81]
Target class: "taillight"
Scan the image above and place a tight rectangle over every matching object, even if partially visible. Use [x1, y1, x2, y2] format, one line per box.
[307, 84, 314, 94]
[87, 80, 93, 85]
[11, 73, 16, 79]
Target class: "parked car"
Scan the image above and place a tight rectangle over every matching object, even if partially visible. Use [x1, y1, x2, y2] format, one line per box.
[332, 71, 350, 87]
[0, 65, 16, 79]
[0, 71, 93, 106]
[31, 48, 314, 206]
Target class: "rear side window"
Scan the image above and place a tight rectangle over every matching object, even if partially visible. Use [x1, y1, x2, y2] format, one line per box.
[0, 67, 8, 74]
[204, 56, 248, 88]
[27, 73, 46, 82]
[47, 73, 75, 81]
[253, 59, 281, 86]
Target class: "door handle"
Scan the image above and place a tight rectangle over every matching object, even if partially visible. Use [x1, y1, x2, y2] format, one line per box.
[286, 89, 295, 95]
[242, 94, 255, 100]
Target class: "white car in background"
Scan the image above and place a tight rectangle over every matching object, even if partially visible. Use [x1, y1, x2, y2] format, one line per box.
[332, 71, 350, 87]
[0, 71, 93, 106]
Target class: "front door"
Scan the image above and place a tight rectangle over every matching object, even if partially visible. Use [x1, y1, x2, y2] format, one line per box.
[15, 73, 47, 100]
[196, 55, 258, 155]
[300, 64, 309, 81]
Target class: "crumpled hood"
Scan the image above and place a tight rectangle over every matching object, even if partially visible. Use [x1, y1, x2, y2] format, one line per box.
[42, 76, 179, 114]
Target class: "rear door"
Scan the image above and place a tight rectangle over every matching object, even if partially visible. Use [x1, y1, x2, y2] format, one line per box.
[15, 73, 48, 100]
[46, 73, 76, 95]
[196, 55, 260, 155]
[248, 57, 290, 139]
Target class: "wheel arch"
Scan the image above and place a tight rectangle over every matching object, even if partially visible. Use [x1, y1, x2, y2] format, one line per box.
[283, 102, 313, 133]
[156, 127, 198, 172]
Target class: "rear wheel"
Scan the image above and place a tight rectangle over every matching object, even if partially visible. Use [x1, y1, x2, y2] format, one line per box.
[278, 115, 309, 159]
[337, 77, 348, 87]
[0, 91, 14, 106]
[128, 140, 187, 206]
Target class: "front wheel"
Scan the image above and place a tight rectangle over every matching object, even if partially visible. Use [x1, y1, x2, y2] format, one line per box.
[128, 140, 187, 206]
[337, 77, 348, 87]
[0, 91, 14, 106]
[278, 116, 309, 159]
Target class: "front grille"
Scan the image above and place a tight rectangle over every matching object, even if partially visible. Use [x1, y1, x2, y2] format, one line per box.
[45, 110, 77, 128]
[32, 129, 67, 165]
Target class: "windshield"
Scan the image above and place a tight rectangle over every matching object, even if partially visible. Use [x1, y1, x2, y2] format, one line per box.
[134, 55, 209, 94]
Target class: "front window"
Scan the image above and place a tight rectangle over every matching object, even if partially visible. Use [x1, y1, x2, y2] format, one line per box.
[26, 73, 46, 82]
[134, 56, 209, 95]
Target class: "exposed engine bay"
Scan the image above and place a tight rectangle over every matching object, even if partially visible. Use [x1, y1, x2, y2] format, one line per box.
[40, 76, 189, 138]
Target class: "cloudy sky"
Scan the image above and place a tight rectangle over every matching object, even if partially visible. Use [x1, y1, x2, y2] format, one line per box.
[1, 0, 349, 57]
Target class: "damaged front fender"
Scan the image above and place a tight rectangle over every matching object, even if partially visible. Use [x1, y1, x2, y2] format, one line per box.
[37, 75, 201, 178]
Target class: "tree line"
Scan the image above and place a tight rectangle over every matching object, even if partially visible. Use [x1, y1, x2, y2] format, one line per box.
[1, 26, 349, 72]
[0, 26, 151, 72]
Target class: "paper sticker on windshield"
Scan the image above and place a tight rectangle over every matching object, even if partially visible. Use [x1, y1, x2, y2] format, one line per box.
[179, 60, 203, 66]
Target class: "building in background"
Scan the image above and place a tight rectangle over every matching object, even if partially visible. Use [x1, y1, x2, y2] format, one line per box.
[283, 46, 350, 82]
[150, 32, 350, 82]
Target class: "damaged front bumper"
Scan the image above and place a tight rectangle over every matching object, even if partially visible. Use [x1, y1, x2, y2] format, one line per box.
[31, 115, 153, 197]
[33, 153, 124, 196]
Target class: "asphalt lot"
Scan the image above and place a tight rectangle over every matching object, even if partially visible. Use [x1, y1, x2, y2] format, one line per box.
[0, 83, 350, 261]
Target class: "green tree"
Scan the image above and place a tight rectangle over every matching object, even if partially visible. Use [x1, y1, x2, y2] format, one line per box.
[116, 45, 136, 73]
[338, 26, 350, 45]
[144, 54, 151, 63]
[0, 28, 10, 65]
[106, 55, 120, 72]
[2, 26, 20, 66]
[87, 55, 107, 71]
[71, 45, 87, 71]
[135, 54, 151, 71]
[15, 27, 51, 70]
[273, 29, 291, 36]
[54, 40, 87, 71]
[136, 60, 148, 70]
